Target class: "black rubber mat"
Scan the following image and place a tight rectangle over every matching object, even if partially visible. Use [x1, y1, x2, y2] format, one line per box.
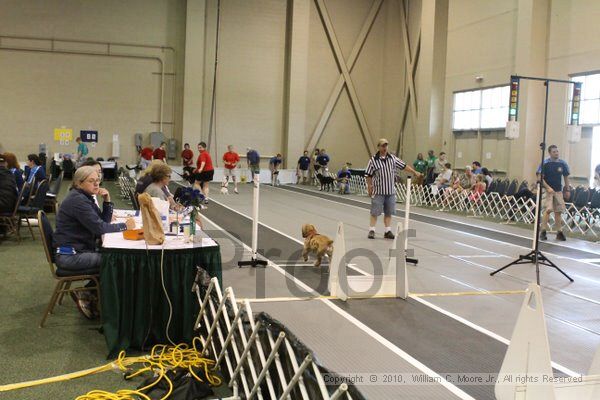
[201, 200, 361, 296]
[279, 185, 600, 260]
[332, 297, 506, 399]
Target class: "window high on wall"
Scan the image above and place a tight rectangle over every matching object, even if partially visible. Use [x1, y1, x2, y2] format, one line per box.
[571, 74, 600, 125]
[452, 86, 510, 130]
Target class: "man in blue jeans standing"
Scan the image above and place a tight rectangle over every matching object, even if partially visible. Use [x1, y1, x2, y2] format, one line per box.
[365, 138, 422, 239]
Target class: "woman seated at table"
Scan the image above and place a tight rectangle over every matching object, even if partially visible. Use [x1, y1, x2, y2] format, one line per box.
[53, 166, 135, 318]
[143, 162, 183, 211]
[135, 160, 163, 194]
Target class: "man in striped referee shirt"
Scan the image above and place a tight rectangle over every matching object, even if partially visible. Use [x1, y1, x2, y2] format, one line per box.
[366, 138, 422, 239]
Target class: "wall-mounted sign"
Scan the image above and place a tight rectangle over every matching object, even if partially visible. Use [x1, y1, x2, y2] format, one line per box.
[570, 82, 582, 126]
[54, 127, 73, 142]
[508, 76, 520, 121]
[80, 130, 99, 143]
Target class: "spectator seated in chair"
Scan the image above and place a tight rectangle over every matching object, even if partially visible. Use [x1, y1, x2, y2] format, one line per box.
[431, 162, 453, 193]
[337, 165, 351, 194]
[3, 152, 24, 192]
[53, 166, 135, 319]
[0, 155, 18, 227]
[468, 174, 487, 203]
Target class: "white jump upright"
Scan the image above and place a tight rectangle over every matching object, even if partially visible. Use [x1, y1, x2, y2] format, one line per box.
[328, 222, 348, 301]
[327, 198, 411, 300]
[391, 222, 409, 299]
[496, 283, 600, 400]
[238, 175, 267, 268]
[327, 178, 416, 300]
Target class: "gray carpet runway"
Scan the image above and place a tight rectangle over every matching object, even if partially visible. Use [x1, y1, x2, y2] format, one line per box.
[196, 182, 600, 398]
[279, 184, 600, 261]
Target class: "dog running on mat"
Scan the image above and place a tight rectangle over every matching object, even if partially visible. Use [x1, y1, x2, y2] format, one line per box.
[301, 223, 334, 267]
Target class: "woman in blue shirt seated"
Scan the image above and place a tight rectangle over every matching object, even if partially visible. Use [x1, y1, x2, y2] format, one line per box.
[22, 154, 46, 202]
[53, 166, 134, 318]
[2, 152, 24, 192]
[24, 153, 46, 185]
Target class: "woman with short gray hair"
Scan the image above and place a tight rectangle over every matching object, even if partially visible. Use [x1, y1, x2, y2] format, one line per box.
[53, 166, 135, 318]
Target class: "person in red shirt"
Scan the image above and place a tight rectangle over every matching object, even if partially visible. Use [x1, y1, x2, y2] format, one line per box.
[140, 145, 154, 170]
[153, 142, 167, 162]
[194, 141, 214, 203]
[222, 144, 240, 194]
[181, 143, 194, 167]
[181, 143, 195, 184]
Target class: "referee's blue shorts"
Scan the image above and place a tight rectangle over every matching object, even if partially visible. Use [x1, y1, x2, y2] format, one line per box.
[370, 194, 396, 216]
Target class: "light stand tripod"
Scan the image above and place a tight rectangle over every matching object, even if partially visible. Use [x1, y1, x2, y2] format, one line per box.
[490, 76, 574, 285]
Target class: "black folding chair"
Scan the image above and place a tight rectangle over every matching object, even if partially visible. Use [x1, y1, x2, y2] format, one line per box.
[18, 180, 49, 240]
[0, 182, 30, 241]
[37, 211, 100, 327]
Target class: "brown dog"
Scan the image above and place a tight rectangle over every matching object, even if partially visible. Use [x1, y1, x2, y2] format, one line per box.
[301, 224, 334, 267]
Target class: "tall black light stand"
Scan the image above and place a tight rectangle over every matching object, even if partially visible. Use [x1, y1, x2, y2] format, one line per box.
[490, 76, 575, 285]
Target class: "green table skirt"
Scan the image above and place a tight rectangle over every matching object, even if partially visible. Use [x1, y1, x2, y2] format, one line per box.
[100, 245, 222, 358]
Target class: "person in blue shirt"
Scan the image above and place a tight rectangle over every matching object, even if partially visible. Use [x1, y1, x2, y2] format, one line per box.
[25, 153, 46, 185]
[269, 153, 283, 186]
[3, 152, 24, 192]
[297, 151, 311, 184]
[53, 166, 134, 318]
[22, 153, 46, 202]
[471, 161, 482, 174]
[316, 149, 330, 173]
[337, 165, 351, 194]
[536, 145, 570, 241]
[246, 147, 260, 182]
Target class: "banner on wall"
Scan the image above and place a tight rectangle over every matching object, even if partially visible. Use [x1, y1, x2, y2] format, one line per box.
[54, 127, 73, 145]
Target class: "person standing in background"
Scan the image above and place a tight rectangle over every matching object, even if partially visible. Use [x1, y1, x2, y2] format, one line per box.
[181, 143, 195, 183]
[153, 142, 167, 162]
[246, 147, 260, 182]
[140, 145, 154, 170]
[269, 153, 283, 186]
[316, 149, 330, 173]
[222, 144, 240, 194]
[537, 145, 570, 241]
[425, 150, 437, 184]
[181, 143, 194, 167]
[194, 142, 214, 203]
[297, 150, 311, 184]
[413, 153, 427, 175]
[75, 137, 89, 166]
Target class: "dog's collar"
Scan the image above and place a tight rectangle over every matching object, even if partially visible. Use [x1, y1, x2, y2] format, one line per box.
[305, 229, 317, 239]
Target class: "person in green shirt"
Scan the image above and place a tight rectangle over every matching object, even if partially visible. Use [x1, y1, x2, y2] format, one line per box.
[413, 153, 427, 174]
[76, 137, 89, 165]
[426, 150, 437, 184]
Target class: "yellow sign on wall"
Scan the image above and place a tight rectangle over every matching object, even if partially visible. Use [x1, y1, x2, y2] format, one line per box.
[54, 128, 73, 142]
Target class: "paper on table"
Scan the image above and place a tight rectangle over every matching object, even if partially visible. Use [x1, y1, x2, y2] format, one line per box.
[103, 231, 217, 250]
[113, 210, 138, 219]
